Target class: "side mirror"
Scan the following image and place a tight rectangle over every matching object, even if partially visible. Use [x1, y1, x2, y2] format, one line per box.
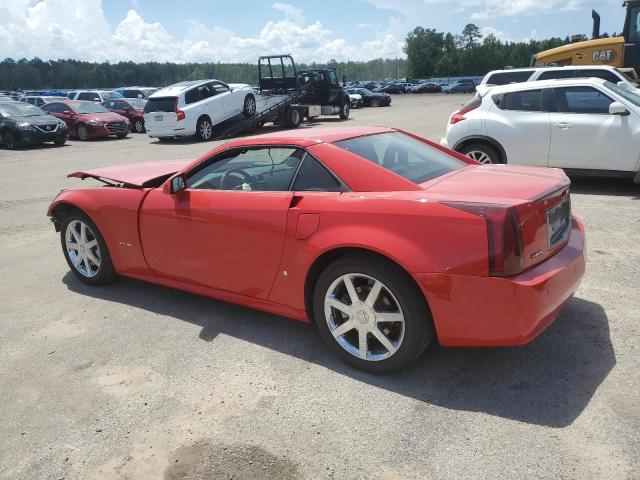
[63, 110, 73, 115]
[164, 173, 187, 194]
[609, 101, 630, 116]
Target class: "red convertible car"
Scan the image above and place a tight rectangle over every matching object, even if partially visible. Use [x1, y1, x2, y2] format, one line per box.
[48, 126, 585, 372]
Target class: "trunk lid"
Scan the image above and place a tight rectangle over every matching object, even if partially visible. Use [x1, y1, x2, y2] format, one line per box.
[68, 159, 191, 188]
[423, 164, 572, 273]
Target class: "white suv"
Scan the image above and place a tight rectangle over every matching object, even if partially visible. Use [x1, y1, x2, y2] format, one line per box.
[441, 78, 640, 182]
[143, 79, 256, 141]
[480, 65, 639, 91]
[67, 90, 123, 102]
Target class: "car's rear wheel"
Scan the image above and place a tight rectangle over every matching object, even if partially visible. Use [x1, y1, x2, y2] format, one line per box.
[243, 94, 256, 117]
[339, 101, 350, 120]
[196, 116, 213, 141]
[60, 212, 116, 286]
[313, 254, 434, 373]
[76, 124, 89, 141]
[133, 118, 145, 133]
[284, 108, 302, 128]
[2, 131, 18, 149]
[460, 143, 501, 164]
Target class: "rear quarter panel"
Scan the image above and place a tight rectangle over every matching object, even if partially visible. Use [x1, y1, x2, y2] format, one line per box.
[49, 188, 151, 276]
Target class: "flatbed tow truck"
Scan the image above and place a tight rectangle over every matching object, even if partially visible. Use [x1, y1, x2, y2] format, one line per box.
[208, 54, 350, 140]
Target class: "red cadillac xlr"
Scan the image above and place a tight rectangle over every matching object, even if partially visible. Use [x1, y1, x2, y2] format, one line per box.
[47, 126, 585, 372]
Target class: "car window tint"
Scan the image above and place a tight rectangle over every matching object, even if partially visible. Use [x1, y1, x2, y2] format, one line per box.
[329, 71, 338, 86]
[187, 147, 305, 192]
[579, 69, 620, 83]
[502, 90, 543, 111]
[556, 86, 614, 114]
[334, 132, 465, 184]
[211, 82, 229, 95]
[144, 97, 176, 113]
[486, 70, 533, 85]
[538, 70, 575, 80]
[630, 6, 640, 43]
[292, 155, 341, 192]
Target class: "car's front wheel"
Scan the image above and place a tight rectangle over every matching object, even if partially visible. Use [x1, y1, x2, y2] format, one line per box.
[460, 143, 501, 164]
[339, 101, 350, 120]
[76, 124, 89, 140]
[2, 131, 18, 149]
[60, 212, 116, 286]
[313, 254, 434, 373]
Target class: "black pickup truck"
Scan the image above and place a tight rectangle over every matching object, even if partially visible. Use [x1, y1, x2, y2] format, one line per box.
[296, 68, 351, 120]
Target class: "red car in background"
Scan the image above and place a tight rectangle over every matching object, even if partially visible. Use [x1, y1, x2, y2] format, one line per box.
[101, 98, 147, 133]
[41, 100, 129, 140]
[412, 82, 442, 93]
[47, 126, 585, 373]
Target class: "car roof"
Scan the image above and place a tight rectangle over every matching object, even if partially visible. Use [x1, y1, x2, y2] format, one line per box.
[483, 77, 608, 94]
[223, 126, 397, 148]
[150, 80, 212, 97]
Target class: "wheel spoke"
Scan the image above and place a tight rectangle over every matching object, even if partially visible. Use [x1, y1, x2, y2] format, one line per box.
[376, 311, 404, 324]
[80, 223, 87, 243]
[358, 330, 368, 359]
[343, 276, 359, 305]
[72, 253, 83, 267]
[70, 226, 80, 243]
[82, 256, 92, 273]
[364, 280, 382, 307]
[87, 251, 100, 267]
[331, 320, 355, 338]
[85, 239, 97, 249]
[372, 327, 397, 355]
[327, 297, 354, 316]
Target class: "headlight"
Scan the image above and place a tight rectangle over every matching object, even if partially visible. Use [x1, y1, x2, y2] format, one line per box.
[88, 119, 105, 126]
[17, 122, 34, 130]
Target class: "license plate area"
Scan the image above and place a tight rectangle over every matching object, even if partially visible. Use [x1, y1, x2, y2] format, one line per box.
[547, 196, 571, 249]
[155, 115, 163, 121]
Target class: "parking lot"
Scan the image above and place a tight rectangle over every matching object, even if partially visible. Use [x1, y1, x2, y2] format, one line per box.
[1, 93, 639, 479]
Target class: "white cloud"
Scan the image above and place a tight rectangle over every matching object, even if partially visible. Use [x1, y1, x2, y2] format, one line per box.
[469, 0, 586, 20]
[0, 0, 406, 63]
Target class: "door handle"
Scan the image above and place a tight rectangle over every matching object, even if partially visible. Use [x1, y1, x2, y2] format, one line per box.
[553, 122, 571, 130]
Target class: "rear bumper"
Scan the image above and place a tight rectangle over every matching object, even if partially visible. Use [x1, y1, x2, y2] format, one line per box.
[146, 124, 195, 138]
[417, 217, 586, 347]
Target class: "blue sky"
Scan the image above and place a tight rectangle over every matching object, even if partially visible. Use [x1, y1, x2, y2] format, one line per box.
[0, 0, 625, 63]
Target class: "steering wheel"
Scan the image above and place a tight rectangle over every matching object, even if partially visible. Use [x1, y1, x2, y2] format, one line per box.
[220, 168, 254, 190]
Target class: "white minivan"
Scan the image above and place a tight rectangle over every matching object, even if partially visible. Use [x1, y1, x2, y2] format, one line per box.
[143, 79, 256, 141]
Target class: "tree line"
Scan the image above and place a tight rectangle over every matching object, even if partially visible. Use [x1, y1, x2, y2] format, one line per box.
[0, 22, 588, 90]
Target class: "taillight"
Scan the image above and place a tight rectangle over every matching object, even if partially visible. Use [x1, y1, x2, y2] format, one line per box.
[449, 96, 481, 124]
[174, 98, 185, 121]
[442, 202, 524, 276]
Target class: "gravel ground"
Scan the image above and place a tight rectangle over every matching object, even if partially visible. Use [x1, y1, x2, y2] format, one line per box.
[1, 93, 639, 480]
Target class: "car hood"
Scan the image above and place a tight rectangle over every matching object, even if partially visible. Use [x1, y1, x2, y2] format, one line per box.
[78, 111, 128, 122]
[68, 159, 192, 188]
[9, 114, 60, 125]
[420, 164, 569, 203]
[369, 92, 390, 98]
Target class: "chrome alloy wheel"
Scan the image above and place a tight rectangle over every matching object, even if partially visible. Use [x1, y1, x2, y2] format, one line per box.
[324, 273, 405, 361]
[199, 120, 212, 140]
[466, 150, 492, 164]
[65, 220, 101, 277]
[245, 96, 256, 116]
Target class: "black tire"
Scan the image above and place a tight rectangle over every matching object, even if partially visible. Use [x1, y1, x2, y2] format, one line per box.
[59, 210, 117, 286]
[133, 118, 145, 133]
[196, 116, 213, 141]
[54, 137, 67, 146]
[312, 253, 435, 373]
[2, 131, 18, 149]
[242, 94, 256, 117]
[116, 132, 128, 139]
[76, 124, 89, 141]
[459, 142, 502, 165]
[339, 100, 350, 120]
[371, 99, 380, 107]
[284, 108, 302, 128]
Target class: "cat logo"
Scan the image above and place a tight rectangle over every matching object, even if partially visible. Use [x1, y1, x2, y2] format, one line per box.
[592, 49, 617, 63]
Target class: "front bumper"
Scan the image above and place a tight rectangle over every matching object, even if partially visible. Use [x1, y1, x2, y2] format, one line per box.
[86, 122, 129, 138]
[19, 128, 68, 145]
[416, 217, 586, 347]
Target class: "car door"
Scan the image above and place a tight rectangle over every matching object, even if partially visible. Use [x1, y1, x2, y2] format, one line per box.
[548, 86, 639, 171]
[210, 82, 234, 119]
[327, 71, 342, 105]
[484, 88, 551, 166]
[139, 146, 304, 298]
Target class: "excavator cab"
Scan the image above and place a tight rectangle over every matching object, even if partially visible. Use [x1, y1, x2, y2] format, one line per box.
[622, 1, 640, 69]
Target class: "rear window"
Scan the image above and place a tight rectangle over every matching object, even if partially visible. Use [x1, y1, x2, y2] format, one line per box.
[333, 132, 465, 184]
[144, 97, 176, 113]
[538, 69, 575, 80]
[485, 70, 533, 85]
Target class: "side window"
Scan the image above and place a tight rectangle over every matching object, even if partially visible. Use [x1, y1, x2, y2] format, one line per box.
[502, 90, 543, 111]
[210, 82, 229, 95]
[184, 88, 199, 104]
[329, 71, 339, 86]
[36, 98, 45, 107]
[292, 156, 341, 192]
[103, 101, 113, 109]
[26, 98, 36, 105]
[630, 6, 640, 43]
[538, 69, 575, 80]
[116, 101, 128, 110]
[556, 87, 614, 114]
[187, 147, 305, 192]
[580, 69, 620, 83]
[487, 71, 533, 85]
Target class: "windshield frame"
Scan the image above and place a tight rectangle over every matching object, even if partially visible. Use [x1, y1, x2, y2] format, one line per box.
[604, 81, 640, 108]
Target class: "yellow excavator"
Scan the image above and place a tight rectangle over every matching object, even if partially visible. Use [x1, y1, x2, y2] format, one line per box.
[531, 1, 640, 75]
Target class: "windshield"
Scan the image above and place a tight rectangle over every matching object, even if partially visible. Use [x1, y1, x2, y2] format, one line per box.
[334, 132, 466, 184]
[75, 102, 109, 114]
[127, 99, 147, 109]
[0, 102, 45, 117]
[605, 81, 640, 108]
